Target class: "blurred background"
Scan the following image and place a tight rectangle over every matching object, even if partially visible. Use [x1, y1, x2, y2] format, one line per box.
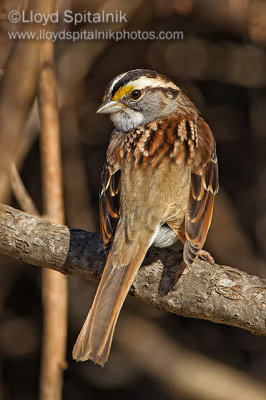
[0, 0, 266, 399]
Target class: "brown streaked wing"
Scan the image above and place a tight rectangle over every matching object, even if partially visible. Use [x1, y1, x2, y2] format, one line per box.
[99, 164, 121, 250]
[184, 118, 219, 264]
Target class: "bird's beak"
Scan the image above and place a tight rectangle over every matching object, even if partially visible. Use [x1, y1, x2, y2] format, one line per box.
[96, 98, 125, 114]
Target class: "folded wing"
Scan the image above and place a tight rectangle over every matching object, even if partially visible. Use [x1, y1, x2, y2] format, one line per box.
[184, 118, 219, 264]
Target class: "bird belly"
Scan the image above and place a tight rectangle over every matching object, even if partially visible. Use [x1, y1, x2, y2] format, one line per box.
[152, 224, 179, 248]
[121, 160, 190, 237]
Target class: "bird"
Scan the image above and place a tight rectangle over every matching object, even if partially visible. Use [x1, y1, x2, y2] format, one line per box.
[72, 69, 219, 366]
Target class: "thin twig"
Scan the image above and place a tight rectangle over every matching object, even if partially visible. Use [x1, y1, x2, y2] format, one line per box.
[0, 204, 265, 337]
[10, 163, 39, 216]
[38, 39, 67, 400]
[0, 0, 59, 202]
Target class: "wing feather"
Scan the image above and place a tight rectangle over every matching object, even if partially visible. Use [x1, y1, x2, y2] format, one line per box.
[99, 164, 121, 250]
[184, 118, 218, 264]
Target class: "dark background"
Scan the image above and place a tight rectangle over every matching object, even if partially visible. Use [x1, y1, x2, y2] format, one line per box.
[0, 0, 265, 399]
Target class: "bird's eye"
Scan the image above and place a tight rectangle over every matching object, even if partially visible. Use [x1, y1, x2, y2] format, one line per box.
[130, 89, 141, 100]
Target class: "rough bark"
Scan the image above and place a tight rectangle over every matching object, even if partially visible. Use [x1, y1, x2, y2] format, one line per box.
[0, 203, 265, 335]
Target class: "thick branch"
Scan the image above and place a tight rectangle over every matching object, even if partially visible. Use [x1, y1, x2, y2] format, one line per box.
[0, 203, 265, 335]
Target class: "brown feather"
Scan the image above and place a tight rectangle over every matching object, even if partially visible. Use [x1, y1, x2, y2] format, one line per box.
[74, 97, 219, 366]
[72, 237, 152, 366]
[99, 165, 121, 250]
[184, 117, 218, 264]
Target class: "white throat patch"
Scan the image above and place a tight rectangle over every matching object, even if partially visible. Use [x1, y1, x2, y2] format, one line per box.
[111, 109, 144, 132]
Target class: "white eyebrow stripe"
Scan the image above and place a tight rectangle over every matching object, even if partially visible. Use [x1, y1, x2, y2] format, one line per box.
[126, 76, 180, 91]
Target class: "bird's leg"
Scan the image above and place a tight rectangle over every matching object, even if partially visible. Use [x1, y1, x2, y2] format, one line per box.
[166, 224, 187, 285]
[176, 230, 186, 245]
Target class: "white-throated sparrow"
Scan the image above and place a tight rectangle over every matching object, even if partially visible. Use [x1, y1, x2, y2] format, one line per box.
[73, 69, 219, 366]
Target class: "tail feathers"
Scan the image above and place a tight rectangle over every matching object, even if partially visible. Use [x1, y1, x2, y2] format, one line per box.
[72, 244, 149, 366]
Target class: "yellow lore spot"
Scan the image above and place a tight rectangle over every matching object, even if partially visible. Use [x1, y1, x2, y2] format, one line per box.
[113, 85, 134, 100]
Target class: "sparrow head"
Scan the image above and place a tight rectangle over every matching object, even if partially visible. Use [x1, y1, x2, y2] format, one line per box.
[97, 69, 197, 132]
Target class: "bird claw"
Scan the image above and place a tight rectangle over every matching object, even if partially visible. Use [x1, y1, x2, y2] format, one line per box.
[174, 250, 215, 289]
[198, 250, 215, 264]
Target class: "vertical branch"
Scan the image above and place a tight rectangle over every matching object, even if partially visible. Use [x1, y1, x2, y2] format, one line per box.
[0, 1, 40, 202]
[38, 39, 67, 400]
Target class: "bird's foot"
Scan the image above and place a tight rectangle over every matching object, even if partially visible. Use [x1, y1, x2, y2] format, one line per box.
[198, 250, 215, 264]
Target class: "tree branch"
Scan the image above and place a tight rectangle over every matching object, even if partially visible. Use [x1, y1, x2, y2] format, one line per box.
[10, 163, 39, 216]
[38, 33, 67, 400]
[0, 0, 56, 202]
[0, 203, 265, 336]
